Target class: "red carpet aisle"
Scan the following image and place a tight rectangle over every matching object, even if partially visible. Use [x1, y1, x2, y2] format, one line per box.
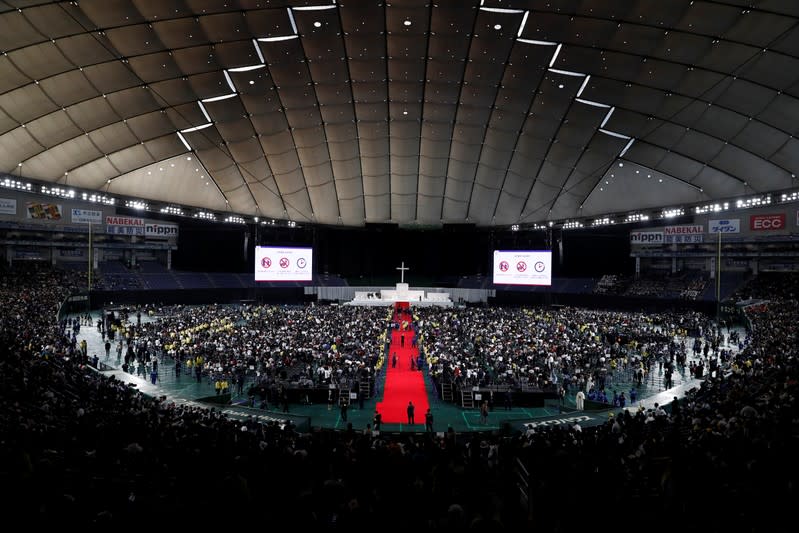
[376, 303, 429, 425]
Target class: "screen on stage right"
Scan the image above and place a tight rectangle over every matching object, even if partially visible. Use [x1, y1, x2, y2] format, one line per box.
[492, 250, 552, 286]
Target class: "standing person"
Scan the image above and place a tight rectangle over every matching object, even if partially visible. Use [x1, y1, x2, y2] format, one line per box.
[104, 340, 111, 359]
[425, 408, 434, 432]
[373, 410, 382, 431]
[340, 400, 348, 422]
[407, 401, 415, 424]
[480, 400, 489, 424]
[576, 389, 585, 410]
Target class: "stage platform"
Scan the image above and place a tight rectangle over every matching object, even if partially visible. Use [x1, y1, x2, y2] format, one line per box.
[344, 282, 454, 307]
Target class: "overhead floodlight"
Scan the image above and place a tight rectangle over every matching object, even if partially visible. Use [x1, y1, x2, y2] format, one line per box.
[229, 64, 266, 73]
[201, 93, 237, 103]
[548, 43, 563, 67]
[180, 123, 213, 133]
[257, 35, 299, 42]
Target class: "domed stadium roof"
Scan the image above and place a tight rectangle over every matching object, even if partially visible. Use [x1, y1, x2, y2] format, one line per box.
[1, 0, 798, 227]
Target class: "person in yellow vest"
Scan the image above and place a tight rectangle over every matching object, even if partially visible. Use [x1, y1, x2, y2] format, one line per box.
[215, 379, 222, 395]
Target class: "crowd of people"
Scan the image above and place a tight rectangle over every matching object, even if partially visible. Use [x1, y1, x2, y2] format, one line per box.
[415, 305, 721, 403]
[1, 264, 797, 529]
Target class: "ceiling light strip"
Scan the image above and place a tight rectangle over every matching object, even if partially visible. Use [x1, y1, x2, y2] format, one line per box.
[252, 39, 265, 63]
[223, 71, 236, 92]
[517, 11, 529, 36]
[548, 43, 562, 67]
[576, 75, 590, 97]
[180, 123, 213, 133]
[619, 138, 636, 157]
[202, 93, 237, 103]
[517, 38, 557, 46]
[548, 67, 583, 77]
[292, 5, 337, 10]
[176, 132, 192, 151]
[229, 64, 266, 73]
[575, 98, 610, 108]
[197, 101, 211, 122]
[599, 128, 630, 139]
[479, 7, 525, 13]
[257, 35, 298, 43]
[287, 8, 298, 34]
[600, 107, 615, 128]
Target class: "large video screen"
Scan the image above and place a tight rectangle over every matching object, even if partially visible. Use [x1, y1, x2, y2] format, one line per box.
[255, 246, 313, 281]
[492, 250, 552, 286]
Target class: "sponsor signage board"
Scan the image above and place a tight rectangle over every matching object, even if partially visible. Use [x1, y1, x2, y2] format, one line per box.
[0, 197, 16, 215]
[750, 213, 785, 231]
[71, 208, 102, 224]
[708, 219, 740, 234]
[664, 224, 703, 243]
[26, 202, 62, 220]
[630, 231, 664, 245]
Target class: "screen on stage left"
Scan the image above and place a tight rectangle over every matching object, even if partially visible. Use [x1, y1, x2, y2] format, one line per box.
[255, 246, 313, 281]
[492, 250, 552, 286]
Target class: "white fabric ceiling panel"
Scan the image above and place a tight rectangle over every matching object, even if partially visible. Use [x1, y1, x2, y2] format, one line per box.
[128, 52, 183, 84]
[216, 117, 255, 143]
[0, 55, 32, 95]
[0, 10, 41, 51]
[65, 156, 118, 189]
[0, 127, 41, 170]
[142, 134, 186, 162]
[227, 137, 265, 164]
[82, 62, 144, 96]
[22, 133, 102, 180]
[106, 87, 161, 117]
[55, 34, 117, 67]
[39, 70, 98, 109]
[172, 45, 223, 76]
[10, 42, 73, 82]
[731, 121, 788, 160]
[0, 84, 58, 125]
[771, 134, 799, 170]
[66, 97, 119, 133]
[712, 144, 791, 191]
[108, 156, 227, 212]
[89, 122, 139, 156]
[107, 144, 155, 176]
[25, 110, 82, 149]
[127, 110, 180, 141]
[757, 94, 799, 135]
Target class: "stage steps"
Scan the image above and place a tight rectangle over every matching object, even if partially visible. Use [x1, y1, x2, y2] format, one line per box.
[441, 382, 453, 402]
[359, 378, 371, 400]
[461, 389, 474, 409]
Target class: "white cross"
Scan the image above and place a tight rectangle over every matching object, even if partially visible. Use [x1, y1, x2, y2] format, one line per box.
[396, 261, 409, 283]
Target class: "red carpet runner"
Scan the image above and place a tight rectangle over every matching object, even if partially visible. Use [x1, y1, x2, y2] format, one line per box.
[376, 302, 429, 425]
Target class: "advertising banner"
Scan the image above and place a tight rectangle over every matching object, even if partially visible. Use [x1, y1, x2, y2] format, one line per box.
[708, 219, 740, 234]
[26, 201, 62, 220]
[145, 222, 179, 238]
[664, 224, 703, 243]
[0, 197, 16, 215]
[71, 208, 102, 224]
[630, 231, 664, 245]
[750, 213, 786, 231]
